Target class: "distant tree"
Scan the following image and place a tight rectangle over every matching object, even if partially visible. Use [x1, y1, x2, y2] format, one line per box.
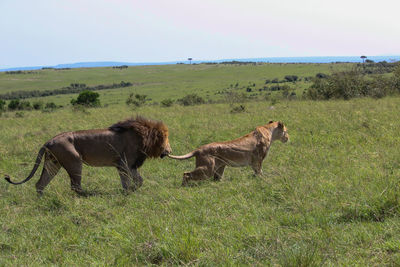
[188, 58, 193, 64]
[361, 55, 367, 63]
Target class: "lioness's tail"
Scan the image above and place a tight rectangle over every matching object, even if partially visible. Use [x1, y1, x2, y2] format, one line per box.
[4, 147, 46, 185]
[167, 151, 196, 160]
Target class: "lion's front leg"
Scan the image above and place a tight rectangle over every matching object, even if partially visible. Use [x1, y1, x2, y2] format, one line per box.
[131, 168, 143, 190]
[116, 165, 132, 190]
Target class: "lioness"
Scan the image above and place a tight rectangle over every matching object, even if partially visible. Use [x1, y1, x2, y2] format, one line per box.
[168, 121, 288, 185]
[4, 116, 172, 194]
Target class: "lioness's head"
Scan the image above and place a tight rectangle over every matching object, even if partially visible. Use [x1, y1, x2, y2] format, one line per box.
[270, 121, 289, 143]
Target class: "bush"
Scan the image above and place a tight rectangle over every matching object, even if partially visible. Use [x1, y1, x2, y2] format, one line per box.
[284, 75, 299, 82]
[315, 73, 328, 79]
[177, 94, 205, 106]
[33, 101, 44, 110]
[305, 69, 400, 100]
[225, 92, 248, 103]
[19, 101, 32, 110]
[8, 99, 21, 110]
[161, 98, 174, 107]
[45, 102, 58, 110]
[71, 90, 100, 107]
[126, 94, 148, 107]
[230, 104, 246, 113]
[0, 99, 5, 111]
[15, 111, 24, 118]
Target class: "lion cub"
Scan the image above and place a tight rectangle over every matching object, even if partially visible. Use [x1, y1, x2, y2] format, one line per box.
[168, 121, 289, 185]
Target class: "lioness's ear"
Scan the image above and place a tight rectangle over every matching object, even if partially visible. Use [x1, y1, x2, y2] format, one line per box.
[278, 121, 284, 129]
[269, 120, 274, 124]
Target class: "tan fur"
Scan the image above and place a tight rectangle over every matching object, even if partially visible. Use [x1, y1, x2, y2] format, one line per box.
[168, 121, 288, 185]
[4, 116, 172, 194]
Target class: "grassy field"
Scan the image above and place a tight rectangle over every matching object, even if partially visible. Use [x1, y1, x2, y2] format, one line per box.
[1, 64, 400, 265]
[0, 63, 352, 106]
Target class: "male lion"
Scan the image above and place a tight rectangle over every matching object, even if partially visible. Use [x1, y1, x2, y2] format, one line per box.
[4, 116, 172, 194]
[168, 121, 288, 185]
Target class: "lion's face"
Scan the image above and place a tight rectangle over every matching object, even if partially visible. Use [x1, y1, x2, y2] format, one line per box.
[160, 137, 172, 158]
[280, 126, 289, 143]
[274, 122, 289, 143]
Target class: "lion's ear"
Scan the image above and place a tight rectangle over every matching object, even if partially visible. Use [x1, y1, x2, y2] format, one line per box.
[269, 120, 274, 124]
[278, 121, 284, 129]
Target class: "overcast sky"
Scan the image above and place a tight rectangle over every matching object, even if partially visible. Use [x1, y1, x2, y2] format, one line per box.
[1, 0, 399, 68]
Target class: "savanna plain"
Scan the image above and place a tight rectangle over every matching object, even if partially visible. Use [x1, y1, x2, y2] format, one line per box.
[1, 63, 400, 265]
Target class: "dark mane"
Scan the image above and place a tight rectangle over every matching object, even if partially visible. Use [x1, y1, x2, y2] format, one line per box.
[109, 116, 169, 158]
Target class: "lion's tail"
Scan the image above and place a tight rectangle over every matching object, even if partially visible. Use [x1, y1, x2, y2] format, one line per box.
[167, 151, 196, 160]
[4, 147, 46, 185]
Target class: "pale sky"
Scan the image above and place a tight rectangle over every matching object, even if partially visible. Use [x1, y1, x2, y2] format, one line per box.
[1, 0, 399, 68]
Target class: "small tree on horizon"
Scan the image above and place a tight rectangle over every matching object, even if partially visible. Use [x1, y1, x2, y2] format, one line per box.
[361, 55, 367, 63]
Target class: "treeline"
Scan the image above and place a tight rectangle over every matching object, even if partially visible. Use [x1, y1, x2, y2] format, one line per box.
[0, 81, 133, 100]
[0, 99, 60, 112]
[305, 65, 400, 100]
[112, 65, 128, 69]
[5, 70, 37, 74]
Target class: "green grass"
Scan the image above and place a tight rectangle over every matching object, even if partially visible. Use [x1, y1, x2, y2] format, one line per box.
[0, 63, 352, 105]
[1, 64, 400, 265]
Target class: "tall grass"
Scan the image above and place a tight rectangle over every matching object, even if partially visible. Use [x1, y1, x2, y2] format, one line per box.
[1, 96, 400, 265]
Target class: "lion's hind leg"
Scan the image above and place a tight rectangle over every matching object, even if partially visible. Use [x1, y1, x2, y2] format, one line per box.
[35, 153, 61, 194]
[57, 152, 83, 193]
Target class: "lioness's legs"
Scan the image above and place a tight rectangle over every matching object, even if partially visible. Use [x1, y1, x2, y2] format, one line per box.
[251, 160, 263, 175]
[182, 165, 213, 185]
[35, 155, 61, 194]
[213, 165, 226, 181]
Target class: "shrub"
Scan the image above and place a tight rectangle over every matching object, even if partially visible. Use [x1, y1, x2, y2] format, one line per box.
[230, 104, 246, 113]
[33, 101, 44, 110]
[284, 75, 299, 82]
[8, 99, 21, 110]
[126, 94, 148, 107]
[71, 90, 100, 107]
[19, 100, 32, 110]
[15, 111, 24, 118]
[177, 94, 205, 106]
[161, 98, 174, 107]
[305, 69, 400, 100]
[225, 91, 248, 103]
[0, 99, 5, 111]
[315, 73, 328, 79]
[45, 102, 58, 110]
[305, 71, 366, 100]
